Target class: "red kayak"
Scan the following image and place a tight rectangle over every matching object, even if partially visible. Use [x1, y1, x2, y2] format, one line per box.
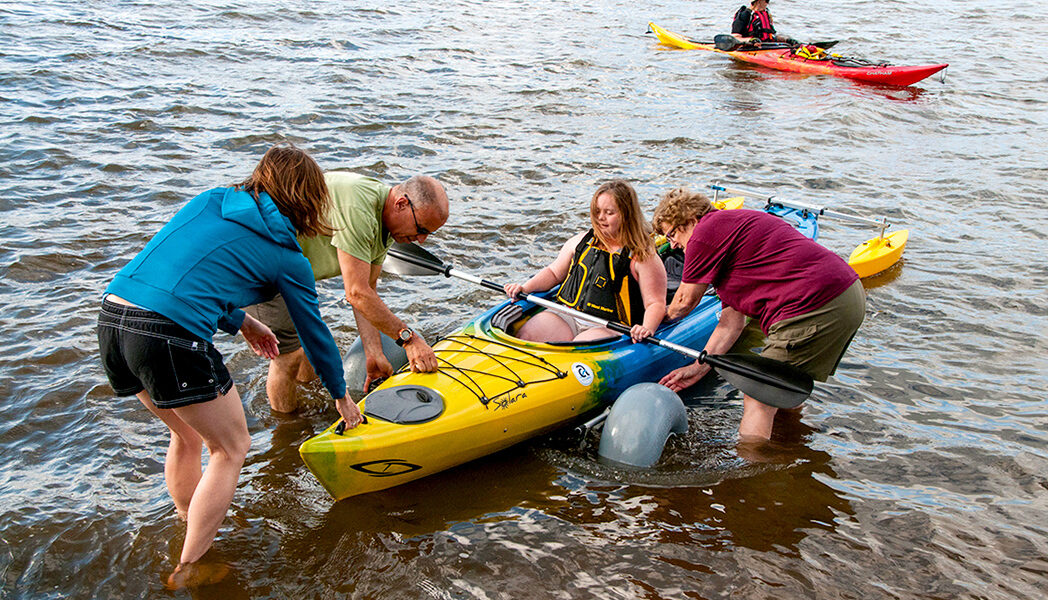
[649, 22, 947, 87]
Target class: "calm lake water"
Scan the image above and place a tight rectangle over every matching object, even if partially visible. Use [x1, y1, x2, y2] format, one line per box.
[2, 0, 1047, 598]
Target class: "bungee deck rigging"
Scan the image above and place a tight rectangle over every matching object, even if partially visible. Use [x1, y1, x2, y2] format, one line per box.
[423, 333, 568, 408]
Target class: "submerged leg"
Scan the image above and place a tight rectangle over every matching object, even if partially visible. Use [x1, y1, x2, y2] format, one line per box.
[171, 386, 251, 565]
[738, 393, 779, 441]
[265, 348, 311, 413]
[137, 391, 203, 520]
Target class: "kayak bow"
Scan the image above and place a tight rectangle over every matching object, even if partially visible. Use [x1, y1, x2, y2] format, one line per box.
[848, 229, 909, 278]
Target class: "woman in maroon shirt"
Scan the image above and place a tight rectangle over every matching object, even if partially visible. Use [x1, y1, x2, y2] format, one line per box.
[652, 187, 865, 440]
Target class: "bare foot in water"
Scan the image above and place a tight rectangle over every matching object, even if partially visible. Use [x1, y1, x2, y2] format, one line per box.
[176, 508, 188, 522]
[165, 561, 231, 590]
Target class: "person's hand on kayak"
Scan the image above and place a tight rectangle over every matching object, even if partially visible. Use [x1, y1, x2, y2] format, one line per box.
[629, 324, 653, 344]
[659, 360, 712, 391]
[748, 37, 762, 47]
[240, 313, 279, 359]
[364, 353, 393, 394]
[504, 283, 526, 301]
[335, 394, 364, 429]
[403, 333, 439, 373]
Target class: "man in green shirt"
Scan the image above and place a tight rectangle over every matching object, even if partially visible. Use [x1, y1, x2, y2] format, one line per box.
[245, 171, 450, 412]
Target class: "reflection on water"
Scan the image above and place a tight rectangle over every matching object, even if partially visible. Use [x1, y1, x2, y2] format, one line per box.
[2, 0, 1048, 597]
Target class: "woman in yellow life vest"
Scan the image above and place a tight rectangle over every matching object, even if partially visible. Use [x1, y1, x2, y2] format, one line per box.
[505, 180, 667, 343]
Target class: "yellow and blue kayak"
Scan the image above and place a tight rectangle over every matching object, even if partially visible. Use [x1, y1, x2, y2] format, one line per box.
[300, 204, 819, 501]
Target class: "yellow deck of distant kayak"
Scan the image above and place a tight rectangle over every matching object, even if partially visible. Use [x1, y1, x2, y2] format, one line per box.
[848, 229, 909, 278]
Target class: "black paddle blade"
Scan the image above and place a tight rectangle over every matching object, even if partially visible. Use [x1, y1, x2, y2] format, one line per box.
[383, 243, 445, 276]
[812, 40, 839, 49]
[713, 34, 741, 51]
[703, 352, 814, 409]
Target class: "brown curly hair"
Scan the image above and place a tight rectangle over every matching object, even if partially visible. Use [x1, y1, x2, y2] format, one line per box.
[652, 187, 716, 235]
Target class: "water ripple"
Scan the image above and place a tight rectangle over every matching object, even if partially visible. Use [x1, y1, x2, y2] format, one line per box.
[2, 0, 1047, 598]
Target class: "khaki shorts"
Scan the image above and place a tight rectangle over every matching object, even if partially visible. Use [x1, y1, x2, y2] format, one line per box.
[243, 294, 302, 355]
[761, 280, 866, 381]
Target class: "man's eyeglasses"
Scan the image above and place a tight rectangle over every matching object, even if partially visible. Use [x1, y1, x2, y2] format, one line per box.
[404, 194, 431, 237]
[665, 225, 680, 239]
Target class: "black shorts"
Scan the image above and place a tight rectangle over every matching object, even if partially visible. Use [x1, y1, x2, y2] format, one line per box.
[97, 298, 233, 409]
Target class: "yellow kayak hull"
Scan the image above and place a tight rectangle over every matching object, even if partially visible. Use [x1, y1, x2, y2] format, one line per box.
[848, 229, 909, 278]
[714, 196, 744, 210]
[649, 21, 706, 50]
[299, 329, 604, 500]
[299, 299, 721, 500]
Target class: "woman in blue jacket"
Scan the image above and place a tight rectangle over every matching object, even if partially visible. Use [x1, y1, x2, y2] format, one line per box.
[97, 144, 362, 589]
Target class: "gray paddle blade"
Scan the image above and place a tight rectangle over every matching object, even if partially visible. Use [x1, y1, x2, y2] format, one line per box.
[717, 368, 811, 409]
[714, 34, 741, 51]
[382, 243, 444, 276]
[705, 352, 814, 409]
[382, 251, 437, 276]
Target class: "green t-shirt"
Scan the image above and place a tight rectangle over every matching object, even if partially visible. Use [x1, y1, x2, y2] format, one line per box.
[298, 171, 393, 280]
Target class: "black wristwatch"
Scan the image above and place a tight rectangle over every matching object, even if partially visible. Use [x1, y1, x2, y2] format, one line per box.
[395, 327, 415, 347]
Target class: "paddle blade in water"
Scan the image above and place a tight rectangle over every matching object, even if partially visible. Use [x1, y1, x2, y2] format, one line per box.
[704, 352, 814, 409]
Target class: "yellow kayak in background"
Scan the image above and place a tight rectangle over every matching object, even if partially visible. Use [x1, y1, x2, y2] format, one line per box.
[848, 229, 909, 278]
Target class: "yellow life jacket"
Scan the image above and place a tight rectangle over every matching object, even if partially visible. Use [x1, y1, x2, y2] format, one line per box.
[555, 230, 644, 326]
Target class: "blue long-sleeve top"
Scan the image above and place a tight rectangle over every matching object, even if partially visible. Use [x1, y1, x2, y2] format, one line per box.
[106, 187, 346, 399]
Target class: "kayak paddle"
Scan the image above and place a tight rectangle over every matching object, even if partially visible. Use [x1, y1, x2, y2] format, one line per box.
[713, 34, 838, 52]
[383, 242, 814, 409]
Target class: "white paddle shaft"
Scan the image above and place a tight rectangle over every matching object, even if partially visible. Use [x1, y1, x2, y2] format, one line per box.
[447, 267, 705, 360]
[711, 183, 890, 229]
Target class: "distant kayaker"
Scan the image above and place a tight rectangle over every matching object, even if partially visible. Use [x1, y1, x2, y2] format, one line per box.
[731, 0, 798, 47]
[652, 188, 865, 441]
[97, 144, 363, 589]
[244, 171, 450, 409]
[504, 180, 667, 343]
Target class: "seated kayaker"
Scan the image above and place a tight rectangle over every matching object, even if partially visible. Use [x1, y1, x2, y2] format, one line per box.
[731, 0, 798, 47]
[652, 187, 866, 441]
[504, 180, 667, 344]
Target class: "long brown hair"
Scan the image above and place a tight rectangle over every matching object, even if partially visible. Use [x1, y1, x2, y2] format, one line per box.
[590, 179, 655, 261]
[237, 143, 333, 237]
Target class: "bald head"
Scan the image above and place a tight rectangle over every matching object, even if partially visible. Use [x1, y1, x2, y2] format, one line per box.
[402, 175, 449, 225]
[384, 175, 449, 243]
